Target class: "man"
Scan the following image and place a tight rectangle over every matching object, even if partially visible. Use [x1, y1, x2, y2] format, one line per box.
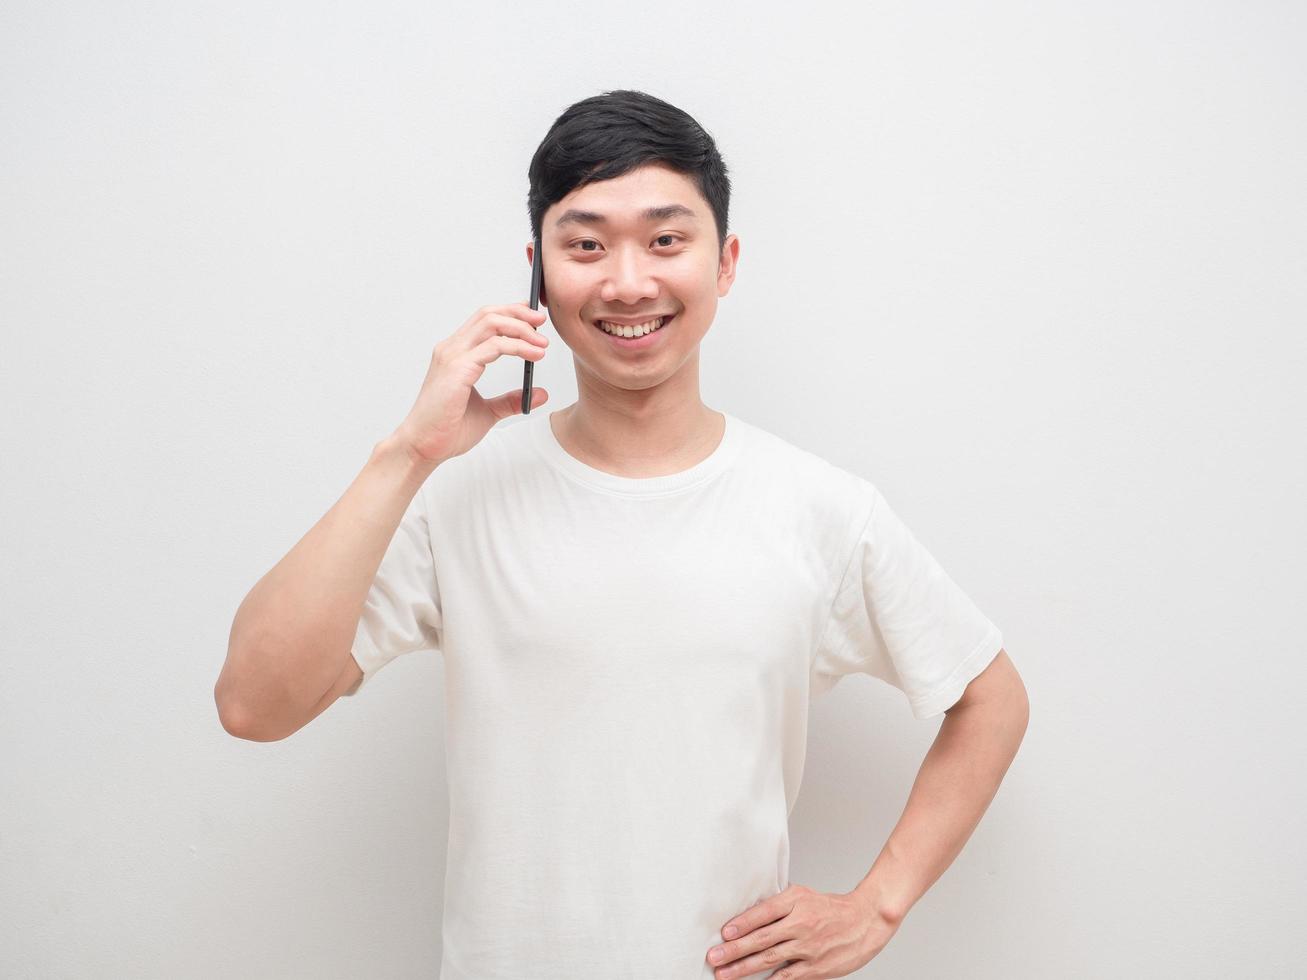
[216, 89, 1029, 980]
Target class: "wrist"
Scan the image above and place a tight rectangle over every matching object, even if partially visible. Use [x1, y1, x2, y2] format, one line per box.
[850, 874, 909, 929]
[372, 431, 440, 485]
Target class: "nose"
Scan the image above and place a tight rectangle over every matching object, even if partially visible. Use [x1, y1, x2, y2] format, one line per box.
[599, 244, 660, 306]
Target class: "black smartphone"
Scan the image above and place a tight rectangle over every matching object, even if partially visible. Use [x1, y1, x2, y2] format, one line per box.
[521, 233, 544, 415]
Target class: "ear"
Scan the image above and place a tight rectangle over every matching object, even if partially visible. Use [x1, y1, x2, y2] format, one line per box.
[716, 233, 740, 298]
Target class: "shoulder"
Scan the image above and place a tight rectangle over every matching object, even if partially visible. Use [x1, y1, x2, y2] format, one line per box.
[417, 416, 536, 513]
[732, 414, 875, 507]
[728, 413, 878, 541]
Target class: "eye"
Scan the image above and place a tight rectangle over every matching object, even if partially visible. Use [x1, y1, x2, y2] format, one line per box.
[567, 235, 684, 254]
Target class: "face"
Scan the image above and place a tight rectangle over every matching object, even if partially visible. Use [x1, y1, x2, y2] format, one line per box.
[527, 162, 740, 395]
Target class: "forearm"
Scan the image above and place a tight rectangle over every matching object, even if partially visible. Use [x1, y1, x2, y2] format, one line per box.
[851, 697, 1028, 925]
[215, 433, 437, 738]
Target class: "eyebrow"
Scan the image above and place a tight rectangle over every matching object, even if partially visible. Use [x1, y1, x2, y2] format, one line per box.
[554, 204, 699, 228]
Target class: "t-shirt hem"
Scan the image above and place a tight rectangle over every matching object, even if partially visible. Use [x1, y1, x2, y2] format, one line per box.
[341, 483, 439, 697]
[906, 625, 1004, 720]
[343, 608, 425, 696]
[342, 634, 381, 697]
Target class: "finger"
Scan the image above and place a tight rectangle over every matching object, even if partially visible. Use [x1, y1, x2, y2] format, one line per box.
[515, 302, 548, 323]
[487, 386, 548, 420]
[449, 311, 546, 356]
[714, 940, 804, 979]
[490, 303, 548, 330]
[479, 302, 547, 324]
[712, 918, 798, 971]
[723, 897, 789, 940]
[465, 333, 547, 370]
[477, 312, 550, 351]
[449, 305, 547, 354]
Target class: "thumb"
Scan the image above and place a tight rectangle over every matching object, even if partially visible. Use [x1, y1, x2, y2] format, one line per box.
[491, 386, 549, 419]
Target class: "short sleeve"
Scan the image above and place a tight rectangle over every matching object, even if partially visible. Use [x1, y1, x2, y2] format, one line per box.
[809, 485, 1003, 719]
[341, 486, 443, 696]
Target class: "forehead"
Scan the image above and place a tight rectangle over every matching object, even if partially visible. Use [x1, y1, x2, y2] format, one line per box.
[545, 163, 707, 228]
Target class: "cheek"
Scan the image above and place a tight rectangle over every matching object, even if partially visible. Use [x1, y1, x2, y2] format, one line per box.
[676, 266, 720, 308]
[546, 269, 595, 311]
[679, 251, 723, 291]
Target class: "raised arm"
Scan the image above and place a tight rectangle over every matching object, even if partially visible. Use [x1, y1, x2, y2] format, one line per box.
[214, 435, 437, 741]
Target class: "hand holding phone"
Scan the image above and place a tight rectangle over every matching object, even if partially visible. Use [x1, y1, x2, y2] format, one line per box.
[390, 301, 549, 467]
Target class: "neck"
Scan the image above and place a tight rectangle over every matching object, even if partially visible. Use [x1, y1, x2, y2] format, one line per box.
[550, 371, 724, 479]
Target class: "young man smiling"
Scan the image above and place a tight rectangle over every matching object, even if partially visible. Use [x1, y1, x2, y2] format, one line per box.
[528, 159, 734, 479]
[217, 90, 1029, 979]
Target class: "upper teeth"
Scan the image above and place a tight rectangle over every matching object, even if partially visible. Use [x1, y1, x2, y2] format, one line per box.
[597, 316, 666, 338]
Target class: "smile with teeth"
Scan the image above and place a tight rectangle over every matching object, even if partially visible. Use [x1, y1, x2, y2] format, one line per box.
[595, 315, 670, 338]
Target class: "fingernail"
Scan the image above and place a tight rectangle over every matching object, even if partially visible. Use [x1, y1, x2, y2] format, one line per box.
[723, 925, 737, 939]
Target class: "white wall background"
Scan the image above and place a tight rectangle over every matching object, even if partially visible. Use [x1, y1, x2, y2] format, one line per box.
[2, 1, 1303, 977]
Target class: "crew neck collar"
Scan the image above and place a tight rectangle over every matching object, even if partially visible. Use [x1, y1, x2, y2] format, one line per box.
[527, 409, 742, 496]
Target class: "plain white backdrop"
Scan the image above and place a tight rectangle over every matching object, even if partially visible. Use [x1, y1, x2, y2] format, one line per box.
[2, 1, 1303, 977]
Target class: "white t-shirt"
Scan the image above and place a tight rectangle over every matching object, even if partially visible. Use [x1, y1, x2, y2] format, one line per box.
[345, 409, 1003, 980]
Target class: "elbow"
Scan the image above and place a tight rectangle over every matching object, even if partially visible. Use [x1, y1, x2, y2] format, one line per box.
[215, 696, 292, 742]
[214, 644, 286, 742]
[214, 681, 281, 742]
[215, 684, 256, 740]
[214, 661, 251, 738]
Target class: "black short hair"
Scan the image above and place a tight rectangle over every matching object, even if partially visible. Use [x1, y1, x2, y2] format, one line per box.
[527, 89, 732, 254]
